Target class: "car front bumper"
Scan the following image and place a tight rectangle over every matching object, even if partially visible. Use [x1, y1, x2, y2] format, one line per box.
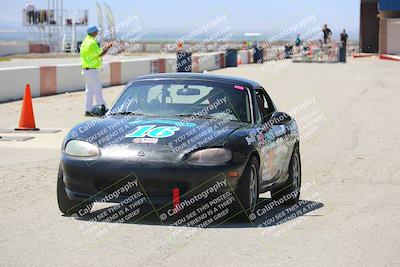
[61, 154, 249, 205]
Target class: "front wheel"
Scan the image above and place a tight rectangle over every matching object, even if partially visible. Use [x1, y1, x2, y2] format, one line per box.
[271, 146, 301, 206]
[57, 163, 93, 216]
[236, 157, 259, 219]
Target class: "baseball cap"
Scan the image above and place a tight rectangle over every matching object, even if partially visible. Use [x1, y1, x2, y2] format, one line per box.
[87, 25, 99, 34]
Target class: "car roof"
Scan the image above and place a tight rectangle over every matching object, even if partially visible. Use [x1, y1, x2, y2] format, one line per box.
[133, 73, 262, 89]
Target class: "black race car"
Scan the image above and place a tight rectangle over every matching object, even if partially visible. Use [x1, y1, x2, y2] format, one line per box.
[57, 73, 301, 221]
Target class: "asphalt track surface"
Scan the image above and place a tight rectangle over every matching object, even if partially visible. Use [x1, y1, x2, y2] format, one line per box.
[0, 57, 399, 266]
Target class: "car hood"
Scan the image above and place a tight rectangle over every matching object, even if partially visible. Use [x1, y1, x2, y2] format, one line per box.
[66, 115, 245, 157]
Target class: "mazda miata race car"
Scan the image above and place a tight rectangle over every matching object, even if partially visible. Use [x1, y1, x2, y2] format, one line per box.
[57, 73, 301, 221]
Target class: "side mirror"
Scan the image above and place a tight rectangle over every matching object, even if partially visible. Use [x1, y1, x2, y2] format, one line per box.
[90, 104, 107, 117]
[264, 111, 291, 125]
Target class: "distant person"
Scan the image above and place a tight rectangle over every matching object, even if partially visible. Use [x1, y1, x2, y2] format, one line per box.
[340, 29, 348, 48]
[80, 25, 113, 116]
[242, 41, 247, 50]
[322, 24, 332, 44]
[295, 34, 302, 47]
[25, 1, 36, 25]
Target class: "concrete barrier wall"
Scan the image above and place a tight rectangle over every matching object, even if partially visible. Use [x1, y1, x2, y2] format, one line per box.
[1, 41, 245, 56]
[56, 64, 85, 94]
[165, 57, 177, 73]
[0, 50, 260, 102]
[0, 43, 50, 57]
[29, 44, 50, 54]
[100, 63, 111, 87]
[0, 67, 40, 102]
[120, 58, 152, 84]
[0, 43, 30, 57]
[194, 52, 225, 72]
[55, 63, 110, 94]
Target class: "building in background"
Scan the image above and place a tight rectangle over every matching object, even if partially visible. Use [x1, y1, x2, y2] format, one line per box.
[360, 0, 379, 53]
[360, 0, 400, 54]
[378, 0, 400, 54]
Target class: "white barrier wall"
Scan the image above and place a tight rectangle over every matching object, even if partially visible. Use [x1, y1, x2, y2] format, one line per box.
[165, 56, 177, 73]
[120, 58, 152, 84]
[0, 50, 262, 102]
[55, 63, 110, 94]
[0, 67, 40, 102]
[0, 43, 30, 57]
[56, 64, 85, 94]
[195, 52, 224, 72]
[99, 63, 111, 87]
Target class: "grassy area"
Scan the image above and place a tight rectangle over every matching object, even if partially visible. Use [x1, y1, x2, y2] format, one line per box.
[0, 57, 11, 62]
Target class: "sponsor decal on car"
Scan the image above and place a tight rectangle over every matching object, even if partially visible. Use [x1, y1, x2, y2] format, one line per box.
[132, 138, 159, 144]
[234, 85, 245, 91]
[125, 125, 180, 138]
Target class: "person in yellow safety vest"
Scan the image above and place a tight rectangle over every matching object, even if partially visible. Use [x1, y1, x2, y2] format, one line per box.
[80, 25, 113, 116]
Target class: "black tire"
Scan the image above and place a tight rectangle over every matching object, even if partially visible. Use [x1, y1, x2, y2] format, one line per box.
[235, 157, 259, 220]
[271, 145, 301, 206]
[57, 163, 93, 216]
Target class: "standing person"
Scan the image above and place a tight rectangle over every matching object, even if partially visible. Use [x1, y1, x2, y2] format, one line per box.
[340, 29, 348, 48]
[25, 1, 36, 25]
[322, 24, 332, 44]
[295, 34, 302, 47]
[80, 25, 113, 116]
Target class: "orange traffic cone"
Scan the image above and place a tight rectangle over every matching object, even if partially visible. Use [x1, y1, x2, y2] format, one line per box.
[15, 84, 39, 131]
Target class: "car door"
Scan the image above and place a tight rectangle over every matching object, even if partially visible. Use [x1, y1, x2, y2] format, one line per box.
[271, 120, 290, 179]
[254, 88, 280, 184]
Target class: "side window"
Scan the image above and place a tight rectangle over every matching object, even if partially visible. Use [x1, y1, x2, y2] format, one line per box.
[255, 89, 270, 121]
[254, 91, 262, 123]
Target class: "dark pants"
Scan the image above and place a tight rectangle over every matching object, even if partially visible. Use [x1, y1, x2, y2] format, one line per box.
[27, 11, 35, 24]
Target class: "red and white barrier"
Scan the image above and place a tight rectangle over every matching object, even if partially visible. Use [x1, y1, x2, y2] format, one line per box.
[0, 50, 257, 102]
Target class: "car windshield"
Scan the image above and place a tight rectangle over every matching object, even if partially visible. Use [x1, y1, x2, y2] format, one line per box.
[109, 80, 251, 122]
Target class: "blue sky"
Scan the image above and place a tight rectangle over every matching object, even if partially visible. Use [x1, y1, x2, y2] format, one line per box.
[1, 0, 360, 38]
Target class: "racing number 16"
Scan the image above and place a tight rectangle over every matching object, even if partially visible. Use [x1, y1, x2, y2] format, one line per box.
[126, 125, 180, 138]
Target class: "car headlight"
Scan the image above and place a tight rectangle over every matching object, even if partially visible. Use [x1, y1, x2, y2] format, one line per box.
[64, 140, 100, 157]
[188, 148, 232, 164]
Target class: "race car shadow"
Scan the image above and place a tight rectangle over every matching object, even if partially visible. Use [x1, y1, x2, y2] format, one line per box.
[75, 197, 324, 229]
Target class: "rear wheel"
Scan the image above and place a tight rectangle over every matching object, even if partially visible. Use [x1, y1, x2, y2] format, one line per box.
[236, 157, 259, 220]
[57, 163, 93, 216]
[271, 146, 301, 206]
